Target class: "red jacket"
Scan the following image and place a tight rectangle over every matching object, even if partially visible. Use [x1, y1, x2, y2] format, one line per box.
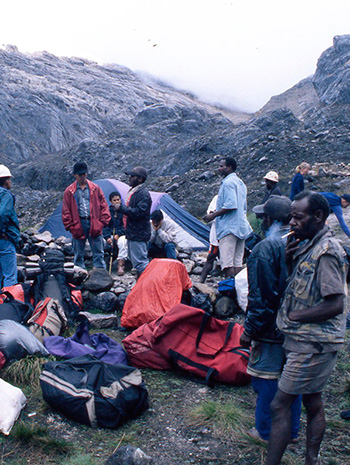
[62, 180, 111, 239]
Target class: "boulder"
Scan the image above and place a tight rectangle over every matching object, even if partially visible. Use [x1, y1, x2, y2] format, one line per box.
[77, 312, 118, 329]
[214, 296, 240, 319]
[32, 231, 53, 243]
[83, 268, 114, 292]
[104, 445, 152, 465]
[84, 291, 119, 314]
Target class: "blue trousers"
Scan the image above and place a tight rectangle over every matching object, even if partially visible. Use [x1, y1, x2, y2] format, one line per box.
[0, 239, 18, 286]
[251, 377, 302, 440]
[72, 219, 105, 269]
[128, 240, 149, 273]
[148, 242, 177, 260]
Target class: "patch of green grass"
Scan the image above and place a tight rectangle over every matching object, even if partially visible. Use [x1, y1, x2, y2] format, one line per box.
[190, 400, 250, 440]
[11, 421, 74, 455]
[2, 355, 56, 388]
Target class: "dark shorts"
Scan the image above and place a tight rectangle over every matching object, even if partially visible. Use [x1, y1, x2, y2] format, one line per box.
[278, 350, 338, 395]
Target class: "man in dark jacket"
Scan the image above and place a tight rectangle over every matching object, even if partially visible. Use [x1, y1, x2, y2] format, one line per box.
[262, 171, 282, 203]
[116, 166, 151, 276]
[240, 195, 301, 442]
[62, 162, 111, 269]
[0, 165, 20, 286]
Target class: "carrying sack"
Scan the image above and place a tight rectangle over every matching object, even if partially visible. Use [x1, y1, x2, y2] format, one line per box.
[40, 354, 149, 428]
[151, 304, 250, 386]
[121, 259, 192, 329]
[31, 248, 81, 321]
[0, 320, 48, 363]
[0, 378, 26, 435]
[218, 277, 236, 297]
[123, 319, 171, 370]
[27, 298, 68, 343]
[0, 291, 33, 324]
[44, 321, 128, 366]
[0, 284, 31, 304]
[234, 268, 248, 312]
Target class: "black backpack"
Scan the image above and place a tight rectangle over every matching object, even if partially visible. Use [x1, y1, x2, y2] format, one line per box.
[32, 249, 80, 321]
[40, 354, 149, 428]
[0, 291, 33, 324]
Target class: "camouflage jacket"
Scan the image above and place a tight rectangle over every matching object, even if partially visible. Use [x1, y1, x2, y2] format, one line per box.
[277, 226, 347, 346]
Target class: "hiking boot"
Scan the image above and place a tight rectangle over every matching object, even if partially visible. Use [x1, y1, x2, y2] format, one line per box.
[117, 259, 125, 276]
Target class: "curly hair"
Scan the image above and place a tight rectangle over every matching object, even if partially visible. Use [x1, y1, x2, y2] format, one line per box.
[294, 190, 330, 219]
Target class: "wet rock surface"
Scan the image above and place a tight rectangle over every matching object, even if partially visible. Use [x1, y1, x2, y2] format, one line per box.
[5, 35, 350, 230]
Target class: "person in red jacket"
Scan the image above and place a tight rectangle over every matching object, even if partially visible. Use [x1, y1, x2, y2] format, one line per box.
[62, 162, 111, 269]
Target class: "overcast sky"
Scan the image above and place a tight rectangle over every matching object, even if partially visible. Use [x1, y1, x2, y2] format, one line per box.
[1, 0, 350, 112]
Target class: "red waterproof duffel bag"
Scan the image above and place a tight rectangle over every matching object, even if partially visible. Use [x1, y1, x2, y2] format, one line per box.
[152, 304, 250, 386]
[123, 319, 171, 371]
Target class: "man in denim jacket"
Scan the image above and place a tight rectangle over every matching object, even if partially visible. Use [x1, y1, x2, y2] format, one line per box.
[0, 165, 20, 286]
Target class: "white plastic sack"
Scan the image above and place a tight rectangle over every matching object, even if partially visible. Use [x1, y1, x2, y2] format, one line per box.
[235, 268, 248, 312]
[0, 378, 26, 434]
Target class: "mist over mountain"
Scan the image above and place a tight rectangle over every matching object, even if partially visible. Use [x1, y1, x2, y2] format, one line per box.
[2, 36, 350, 228]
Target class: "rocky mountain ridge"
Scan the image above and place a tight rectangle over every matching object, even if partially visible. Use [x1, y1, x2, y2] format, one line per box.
[3, 37, 350, 231]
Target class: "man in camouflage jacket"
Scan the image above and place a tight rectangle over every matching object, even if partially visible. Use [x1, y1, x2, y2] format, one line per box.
[266, 191, 347, 465]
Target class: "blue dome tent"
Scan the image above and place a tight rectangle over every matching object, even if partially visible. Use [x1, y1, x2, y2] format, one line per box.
[40, 179, 210, 250]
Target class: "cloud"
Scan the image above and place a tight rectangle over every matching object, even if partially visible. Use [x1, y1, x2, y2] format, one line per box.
[2, 0, 350, 112]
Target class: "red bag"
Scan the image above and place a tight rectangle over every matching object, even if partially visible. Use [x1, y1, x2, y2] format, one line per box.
[123, 319, 171, 370]
[0, 284, 27, 304]
[69, 285, 83, 311]
[121, 259, 192, 329]
[151, 304, 250, 386]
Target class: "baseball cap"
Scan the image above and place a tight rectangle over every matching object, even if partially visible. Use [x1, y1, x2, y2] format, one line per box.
[264, 171, 279, 183]
[125, 166, 148, 180]
[73, 161, 88, 175]
[341, 194, 350, 203]
[252, 195, 292, 221]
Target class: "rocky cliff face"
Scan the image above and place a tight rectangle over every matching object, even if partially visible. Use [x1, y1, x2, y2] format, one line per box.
[4, 37, 350, 230]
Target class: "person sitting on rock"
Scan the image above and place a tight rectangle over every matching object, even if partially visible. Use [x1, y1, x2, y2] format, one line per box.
[262, 171, 282, 203]
[148, 210, 177, 260]
[103, 191, 128, 276]
[320, 192, 350, 238]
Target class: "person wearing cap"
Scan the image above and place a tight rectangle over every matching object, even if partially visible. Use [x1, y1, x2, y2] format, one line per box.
[62, 161, 111, 269]
[266, 191, 346, 464]
[0, 165, 20, 286]
[240, 196, 301, 443]
[262, 171, 282, 204]
[320, 191, 350, 238]
[204, 157, 252, 277]
[114, 166, 151, 276]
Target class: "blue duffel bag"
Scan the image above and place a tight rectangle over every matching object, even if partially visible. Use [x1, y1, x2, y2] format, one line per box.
[40, 354, 149, 428]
